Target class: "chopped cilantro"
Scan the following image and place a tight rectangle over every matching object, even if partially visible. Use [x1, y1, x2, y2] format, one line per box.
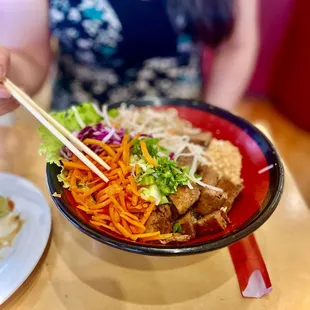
[131, 138, 161, 157]
[132, 138, 189, 202]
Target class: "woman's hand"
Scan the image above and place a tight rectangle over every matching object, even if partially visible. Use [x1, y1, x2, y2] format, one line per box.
[0, 46, 19, 116]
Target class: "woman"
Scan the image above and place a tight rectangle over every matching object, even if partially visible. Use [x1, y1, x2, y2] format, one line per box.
[0, 0, 258, 116]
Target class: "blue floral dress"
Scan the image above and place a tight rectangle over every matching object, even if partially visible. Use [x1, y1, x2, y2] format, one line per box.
[49, 0, 203, 110]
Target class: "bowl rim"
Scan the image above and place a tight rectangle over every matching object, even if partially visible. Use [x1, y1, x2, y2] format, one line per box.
[46, 98, 285, 256]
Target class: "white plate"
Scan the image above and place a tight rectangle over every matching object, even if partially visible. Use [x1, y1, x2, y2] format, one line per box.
[0, 172, 51, 305]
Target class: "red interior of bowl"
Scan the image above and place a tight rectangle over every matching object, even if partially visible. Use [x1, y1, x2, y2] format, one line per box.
[64, 106, 270, 246]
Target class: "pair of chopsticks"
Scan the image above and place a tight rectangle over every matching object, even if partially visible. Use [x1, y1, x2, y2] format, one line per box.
[3, 78, 110, 182]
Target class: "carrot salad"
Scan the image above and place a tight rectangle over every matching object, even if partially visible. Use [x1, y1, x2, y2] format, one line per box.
[40, 103, 242, 244]
[61, 134, 168, 242]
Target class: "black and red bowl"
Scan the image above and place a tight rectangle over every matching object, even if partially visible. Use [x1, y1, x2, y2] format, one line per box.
[46, 99, 284, 256]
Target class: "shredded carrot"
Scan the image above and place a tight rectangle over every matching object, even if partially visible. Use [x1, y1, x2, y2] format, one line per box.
[87, 178, 101, 186]
[128, 176, 140, 196]
[119, 192, 126, 210]
[135, 164, 140, 176]
[109, 206, 120, 227]
[121, 212, 139, 221]
[107, 169, 119, 177]
[130, 231, 160, 241]
[128, 134, 140, 148]
[141, 203, 155, 225]
[90, 221, 121, 234]
[83, 182, 106, 197]
[86, 197, 95, 206]
[90, 220, 107, 226]
[143, 233, 174, 242]
[71, 190, 84, 203]
[92, 214, 111, 221]
[89, 199, 111, 210]
[131, 194, 138, 206]
[70, 170, 77, 188]
[107, 194, 124, 212]
[62, 161, 90, 171]
[104, 184, 123, 195]
[115, 223, 131, 238]
[122, 135, 130, 165]
[129, 225, 141, 234]
[64, 135, 162, 243]
[114, 210, 121, 223]
[121, 218, 132, 233]
[98, 196, 109, 204]
[119, 213, 145, 230]
[116, 169, 126, 185]
[111, 147, 123, 163]
[117, 160, 127, 175]
[140, 140, 158, 167]
[109, 163, 118, 170]
[83, 139, 116, 157]
[128, 207, 145, 213]
[88, 170, 93, 181]
[77, 205, 94, 214]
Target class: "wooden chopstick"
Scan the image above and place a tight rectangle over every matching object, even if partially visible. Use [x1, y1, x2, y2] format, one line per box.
[4, 78, 110, 183]
[5, 79, 110, 171]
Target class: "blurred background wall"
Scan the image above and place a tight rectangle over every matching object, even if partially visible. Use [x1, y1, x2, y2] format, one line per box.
[248, 0, 295, 96]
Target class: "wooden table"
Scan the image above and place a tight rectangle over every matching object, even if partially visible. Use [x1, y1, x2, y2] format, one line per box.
[1, 101, 310, 310]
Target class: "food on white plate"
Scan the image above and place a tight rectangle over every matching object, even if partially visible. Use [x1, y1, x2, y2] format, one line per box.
[39, 103, 243, 243]
[0, 196, 23, 248]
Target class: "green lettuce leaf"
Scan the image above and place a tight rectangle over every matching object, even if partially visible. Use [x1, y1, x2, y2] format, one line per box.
[76, 102, 103, 125]
[107, 108, 119, 118]
[139, 185, 169, 206]
[38, 102, 103, 166]
[57, 166, 70, 188]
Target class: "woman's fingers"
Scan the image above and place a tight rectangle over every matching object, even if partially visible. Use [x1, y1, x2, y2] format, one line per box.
[0, 46, 20, 116]
[0, 85, 11, 99]
[0, 46, 10, 82]
[0, 98, 20, 116]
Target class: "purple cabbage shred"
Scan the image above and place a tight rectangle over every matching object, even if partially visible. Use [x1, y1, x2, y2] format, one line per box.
[60, 123, 125, 159]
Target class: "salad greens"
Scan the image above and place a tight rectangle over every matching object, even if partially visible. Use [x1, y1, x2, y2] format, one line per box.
[131, 138, 161, 157]
[57, 166, 70, 188]
[132, 138, 190, 205]
[107, 108, 119, 118]
[38, 103, 102, 166]
[38, 103, 191, 207]
[137, 157, 189, 195]
[139, 185, 169, 205]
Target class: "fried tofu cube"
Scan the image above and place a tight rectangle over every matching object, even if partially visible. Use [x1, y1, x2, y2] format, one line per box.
[217, 178, 244, 212]
[195, 210, 230, 236]
[176, 147, 194, 167]
[178, 211, 196, 238]
[145, 204, 173, 234]
[190, 132, 212, 147]
[195, 187, 227, 216]
[197, 165, 220, 186]
[169, 186, 200, 215]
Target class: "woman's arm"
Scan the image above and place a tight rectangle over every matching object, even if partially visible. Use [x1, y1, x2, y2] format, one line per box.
[0, 0, 50, 96]
[204, 0, 259, 111]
